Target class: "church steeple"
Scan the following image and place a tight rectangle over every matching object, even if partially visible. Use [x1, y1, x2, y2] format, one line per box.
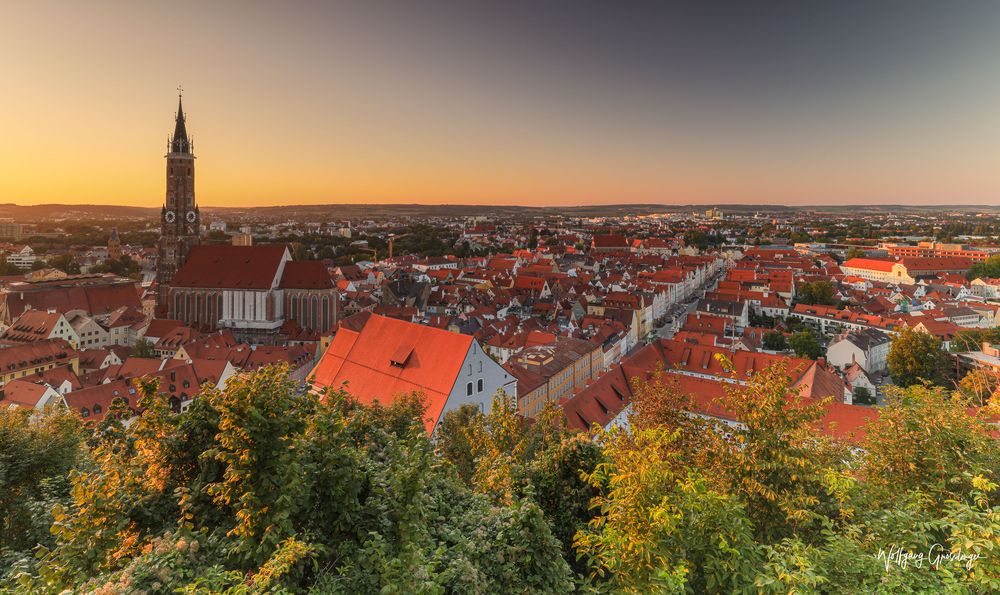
[170, 89, 191, 154]
[158, 89, 200, 308]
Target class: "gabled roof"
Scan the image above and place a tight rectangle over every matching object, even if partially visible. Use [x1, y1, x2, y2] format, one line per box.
[311, 314, 477, 432]
[145, 318, 184, 339]
[172, 245, 289, 289]
[843, 258, 895, 272]
[0, 379, 59, 408]
[2, 277, 141, 320]
[0, 339, 76, 373]
[1, 310, 65, 343]
[591, 235, 629, 249]
[900, 256, 973, 271]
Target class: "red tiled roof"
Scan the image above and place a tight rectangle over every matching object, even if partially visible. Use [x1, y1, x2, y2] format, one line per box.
[843, 258, 895, 272]
[900, 256, 973, 271]
[0, 339, 77, 374]
[64, 379, 137, 422]
[279, 260, 334, 289]
[1, 379, 57, 408]
[311, 314, 477, 433]
[172, 245, 288, 289]
[1, 310, 64, 343]
[144, 318, 184, 339]
[592, 235, 629, 249]
[2, 279, 141, 320]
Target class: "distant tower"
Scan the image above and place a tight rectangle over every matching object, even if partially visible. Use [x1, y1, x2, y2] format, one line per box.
[108, 227, 122, 260]
[156, 88, 201, 306]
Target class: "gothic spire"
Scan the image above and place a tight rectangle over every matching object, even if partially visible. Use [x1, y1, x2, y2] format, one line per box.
[170, 89, 191, 154]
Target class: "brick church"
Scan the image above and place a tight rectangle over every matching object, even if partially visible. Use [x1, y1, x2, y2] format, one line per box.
[155, 93, 337, 343]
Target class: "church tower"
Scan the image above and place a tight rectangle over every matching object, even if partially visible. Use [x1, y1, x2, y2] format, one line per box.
[108, 227, 121, 260]
[157, 90, 200, 306]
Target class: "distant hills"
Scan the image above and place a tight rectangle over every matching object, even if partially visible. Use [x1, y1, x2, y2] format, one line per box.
[1, 202, 998, 223]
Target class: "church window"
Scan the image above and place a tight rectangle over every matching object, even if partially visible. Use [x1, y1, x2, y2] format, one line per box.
[322, 297, 330, 330]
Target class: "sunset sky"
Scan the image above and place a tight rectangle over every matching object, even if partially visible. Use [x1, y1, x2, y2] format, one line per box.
[4, 0, 1000, 207]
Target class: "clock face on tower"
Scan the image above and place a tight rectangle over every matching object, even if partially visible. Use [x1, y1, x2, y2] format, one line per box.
[165, 211, 176, 223]
[186, 210, 197, 223]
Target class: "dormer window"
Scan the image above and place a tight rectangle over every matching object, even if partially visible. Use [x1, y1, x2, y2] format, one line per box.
[389, 345, 413, 368]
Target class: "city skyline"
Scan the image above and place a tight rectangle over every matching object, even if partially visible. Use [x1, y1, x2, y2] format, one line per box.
[5, 0, 1000, 207]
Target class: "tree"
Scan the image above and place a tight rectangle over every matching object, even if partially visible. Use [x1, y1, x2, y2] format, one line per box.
[887, 327, 950, 387]
[0, 407, 85, 563]
[845, 246, 866, 260]
[956, 368, 1000, 408]
[0, 256, 23, 276]
[797, 281, 837, 306]
[950, 328, 1000, 353]
[290, 242, 310, 261]
[762, 330, 789, 351]
[852, 386, 875, 405]
[435, 403, 479, 484]
[860, 384, 999, 506]
[967, 254, 1000, 280]
[132, 337, 155, 358]
[789, 331, 822, 359]
[575, 428, 762, 593]
[46, 253, 81, 275]
[7, 368, 574, 593]
[91, 255, 140, 278]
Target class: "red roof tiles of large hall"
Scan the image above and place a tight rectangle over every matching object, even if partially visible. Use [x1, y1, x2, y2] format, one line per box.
[172, 245, 288, 289]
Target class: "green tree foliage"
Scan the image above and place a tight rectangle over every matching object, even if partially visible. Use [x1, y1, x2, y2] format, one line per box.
[3, 368, 572, 593]
[4, 363, 1000, 592]
[684, 229, 722, 251]
[91, 254, 141, 279]
[132, 337, 156, 358]
[577, 359, 1000, 593]
[852, 386, 875, 405]
[0, 407, 86, 575]
[796, 281, 838, 306]
[887, 327, 951, 387]
[846, 246, 866, 260]
[950, 327, 1000, 353]
[0, 256, 24, 276]
[967, 254, 1000, 280]
[575, 428, 762, 593]
[789, 331, 822, 359]
[437, 394, 602, 574]
[46, 253, 81, 274]
[762, 330, 788, 351]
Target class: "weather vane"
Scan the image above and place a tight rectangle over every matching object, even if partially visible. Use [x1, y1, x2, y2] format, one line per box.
[177, 84, 183, 97]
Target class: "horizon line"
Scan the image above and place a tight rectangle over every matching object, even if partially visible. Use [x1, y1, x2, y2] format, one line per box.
[2, 201, 999, 210]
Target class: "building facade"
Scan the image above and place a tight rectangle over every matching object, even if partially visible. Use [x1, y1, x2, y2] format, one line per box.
[168, 245, 338, 342]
